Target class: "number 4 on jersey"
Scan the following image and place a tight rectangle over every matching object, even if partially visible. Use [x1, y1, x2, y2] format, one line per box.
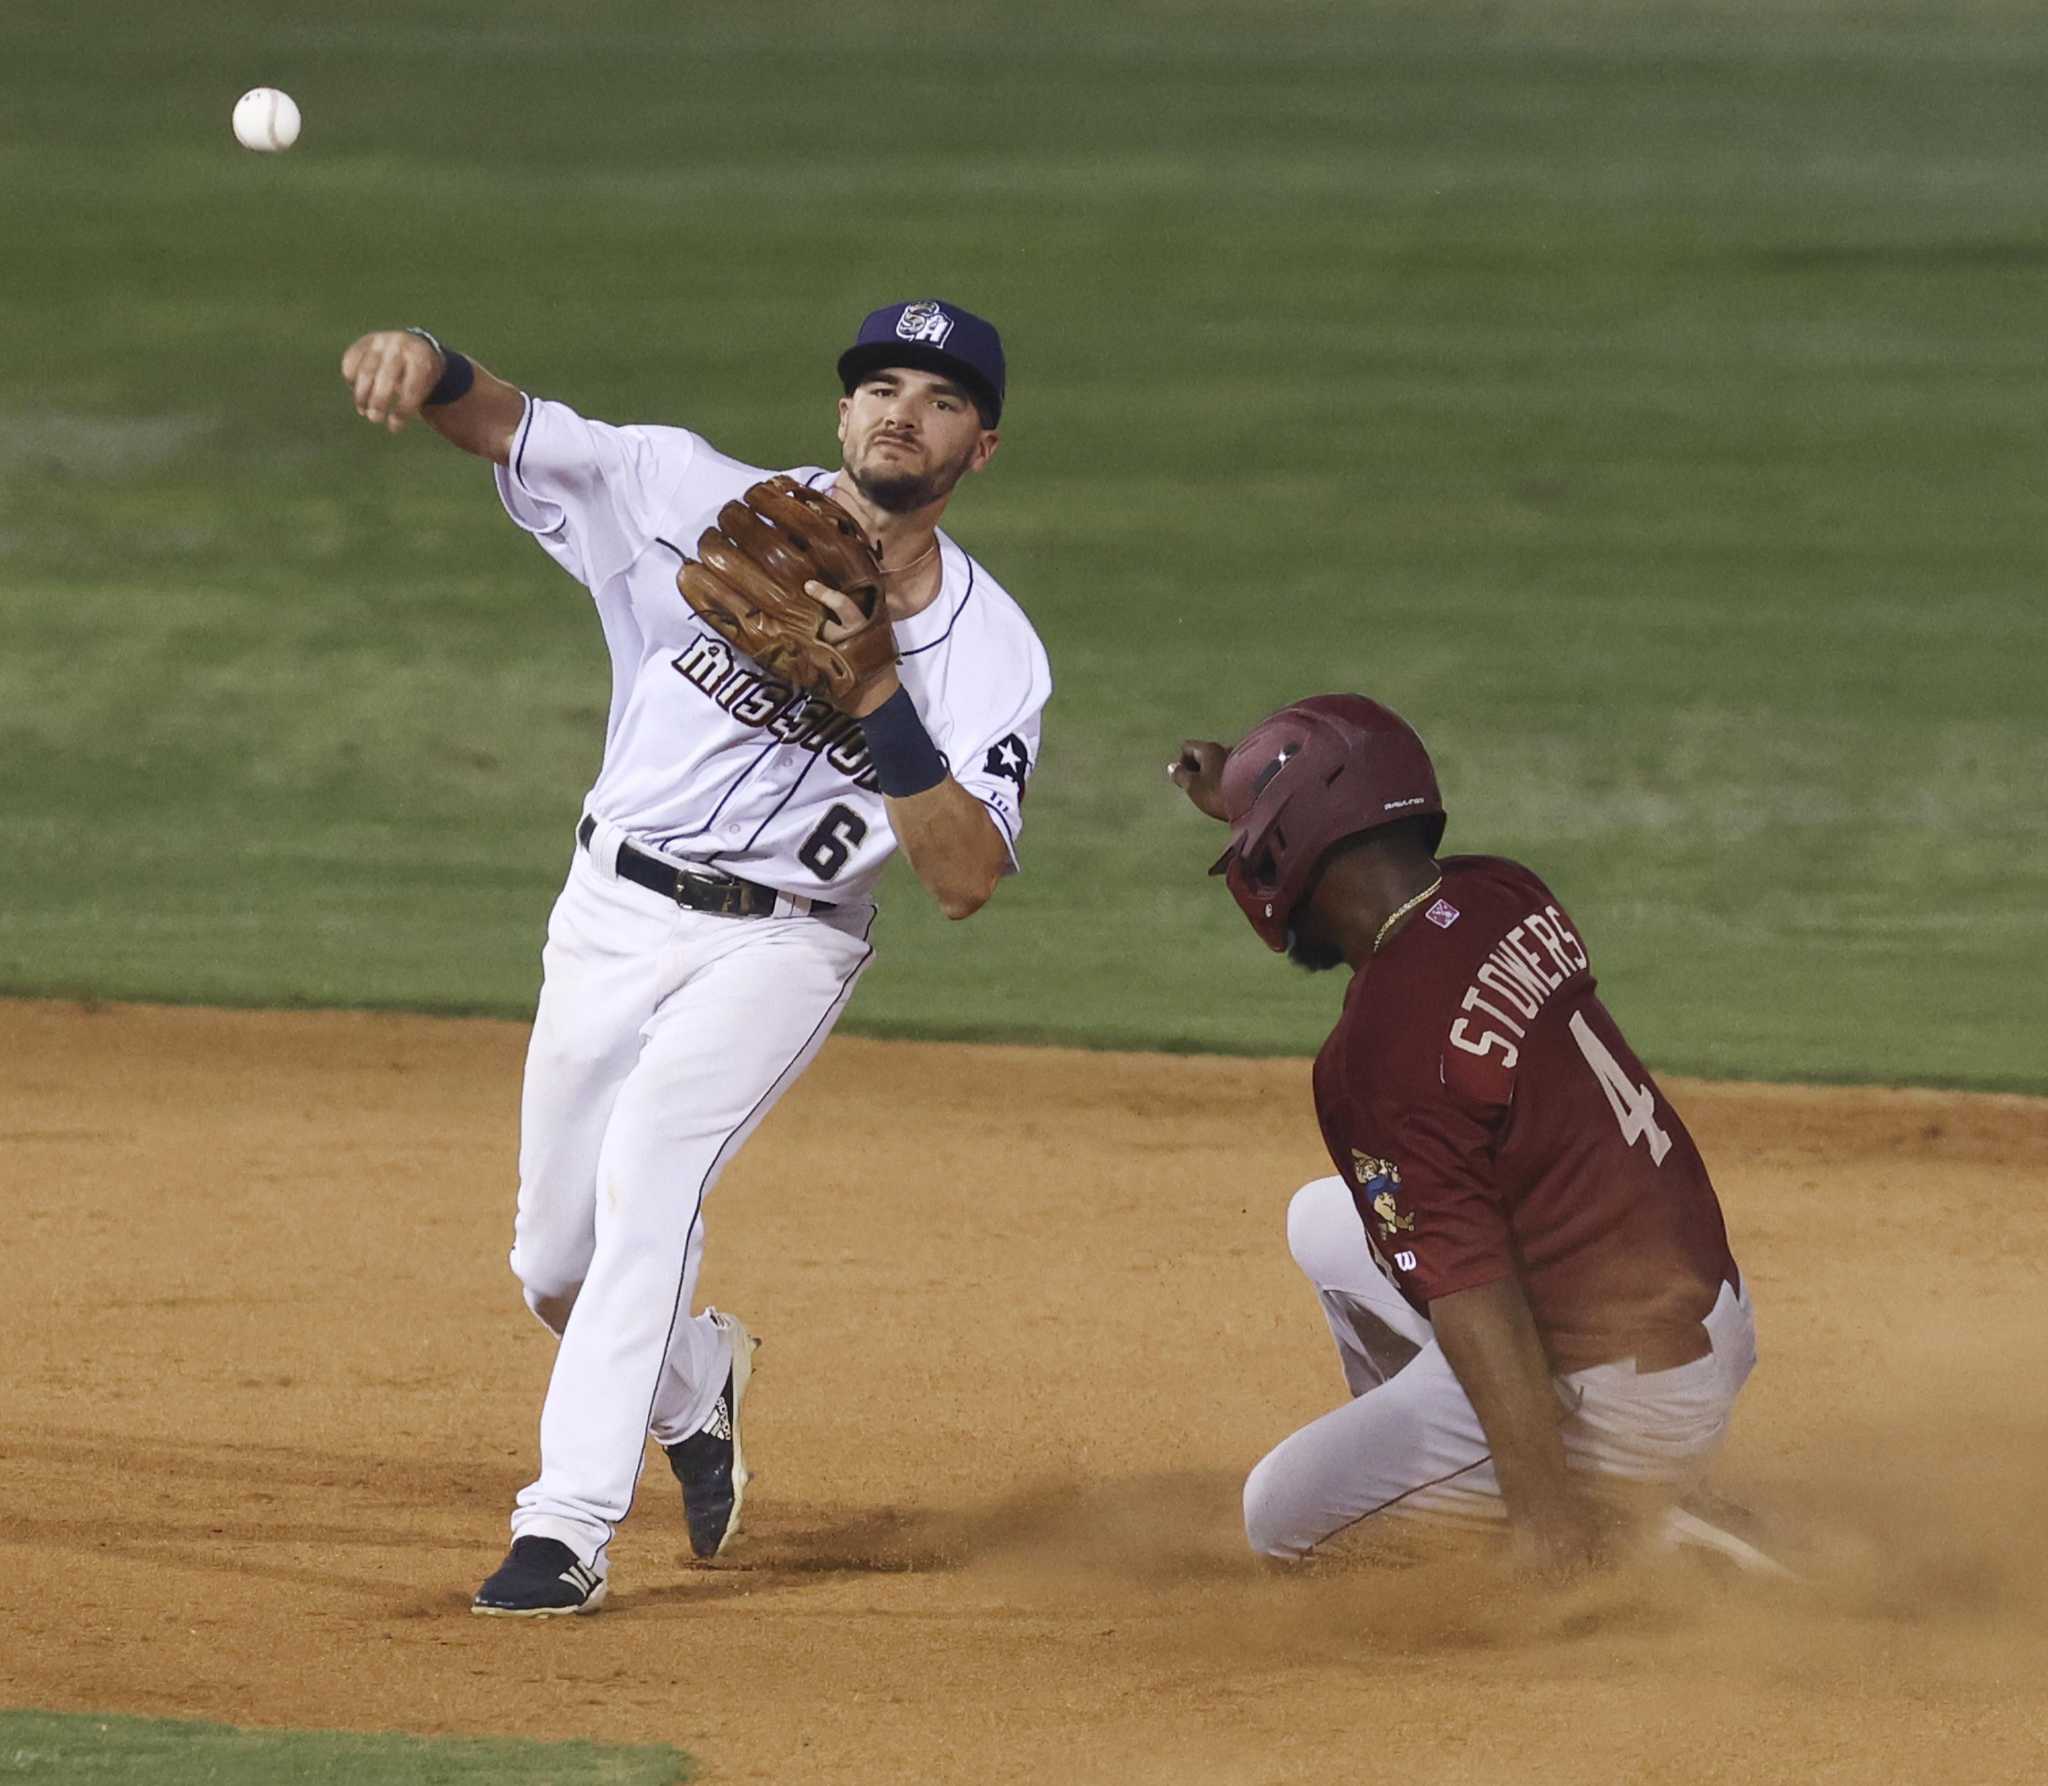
[1569, 1010, 1673, 1165]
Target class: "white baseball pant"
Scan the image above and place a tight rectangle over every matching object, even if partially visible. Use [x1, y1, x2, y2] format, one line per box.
[1244, 1176, 1755, 1558]
[504, 830, 874, 1568]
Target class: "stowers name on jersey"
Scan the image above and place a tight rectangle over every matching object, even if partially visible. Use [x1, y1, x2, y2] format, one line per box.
[673, 634, 880, 791]
[1447, 904, 1590, 1070]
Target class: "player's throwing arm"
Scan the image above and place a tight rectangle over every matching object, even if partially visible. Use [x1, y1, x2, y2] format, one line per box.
[341, 328, 523, 461]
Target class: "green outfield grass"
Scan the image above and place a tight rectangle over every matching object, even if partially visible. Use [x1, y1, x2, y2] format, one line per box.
[0, 1711, 688, 1783]
[3, 0, 2043, 1089]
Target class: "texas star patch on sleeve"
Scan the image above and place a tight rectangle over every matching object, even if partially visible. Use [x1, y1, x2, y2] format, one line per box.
[983, 733, 1032, 791]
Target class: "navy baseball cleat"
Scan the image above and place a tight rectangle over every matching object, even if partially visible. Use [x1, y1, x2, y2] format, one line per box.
[471, 1537, 608, 1617]
[665, 1309, 755, 1559]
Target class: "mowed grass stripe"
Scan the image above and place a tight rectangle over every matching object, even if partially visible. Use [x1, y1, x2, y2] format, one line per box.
[0, 1710, 687, 1784]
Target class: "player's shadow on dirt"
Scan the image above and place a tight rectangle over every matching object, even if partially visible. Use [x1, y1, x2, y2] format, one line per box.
[640, 1469, 1256, 1605]
[632, 1471, 1693, 1655]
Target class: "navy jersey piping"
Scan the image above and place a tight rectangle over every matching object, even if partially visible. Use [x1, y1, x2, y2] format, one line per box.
[801, 469, 978, 657]
[654, 736, 782, 851]
[510, 398, 568, 539]
[740, 749, 823, 855]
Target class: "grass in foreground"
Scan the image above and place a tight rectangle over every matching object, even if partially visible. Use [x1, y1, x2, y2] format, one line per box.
[0, 1711, 688, 1785]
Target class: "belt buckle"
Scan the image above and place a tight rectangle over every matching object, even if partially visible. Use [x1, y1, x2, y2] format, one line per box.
[676, 869, 742, 916]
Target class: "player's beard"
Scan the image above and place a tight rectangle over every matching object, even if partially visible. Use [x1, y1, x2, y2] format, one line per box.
[851, 437, 977, 515]
[1286, 928, 1346, 973]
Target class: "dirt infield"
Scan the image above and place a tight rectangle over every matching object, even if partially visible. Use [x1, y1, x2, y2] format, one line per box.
[5, 999, 2045, 1785]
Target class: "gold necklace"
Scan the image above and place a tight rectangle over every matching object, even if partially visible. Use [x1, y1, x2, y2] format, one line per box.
[1372, 876, 1444, 956]
[880, 538, 939, 580]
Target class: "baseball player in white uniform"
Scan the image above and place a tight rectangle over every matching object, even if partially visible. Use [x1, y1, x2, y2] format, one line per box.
[340, 299, 1050, 1616]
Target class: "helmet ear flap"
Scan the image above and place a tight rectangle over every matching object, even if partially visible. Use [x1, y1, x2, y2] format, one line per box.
[1208, 839, 1279, 886]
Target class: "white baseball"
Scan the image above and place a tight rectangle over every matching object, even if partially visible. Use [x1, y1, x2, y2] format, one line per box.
[233, 88, 301, 153]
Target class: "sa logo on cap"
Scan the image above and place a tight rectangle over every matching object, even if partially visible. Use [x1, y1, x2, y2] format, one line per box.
[895, 301, 955, 347]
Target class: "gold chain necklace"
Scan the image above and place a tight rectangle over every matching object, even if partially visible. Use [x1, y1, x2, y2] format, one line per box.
[880, 538, 939, 580]
[1372, 876, 1444, 956]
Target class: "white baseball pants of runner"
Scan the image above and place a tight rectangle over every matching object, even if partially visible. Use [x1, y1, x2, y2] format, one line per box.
[1244, 1176, 1756, 1558]
[505, 826, 875, 1568]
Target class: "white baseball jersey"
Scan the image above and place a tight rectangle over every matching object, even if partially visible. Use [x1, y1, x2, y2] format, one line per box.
[494, 395, 1051, 902]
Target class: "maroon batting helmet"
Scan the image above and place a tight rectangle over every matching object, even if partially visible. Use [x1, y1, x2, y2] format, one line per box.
[1209, 695, 1446, 951]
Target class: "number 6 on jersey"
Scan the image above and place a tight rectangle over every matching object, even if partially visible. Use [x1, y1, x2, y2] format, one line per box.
[1569, 1010, 1673, 1164]
[798, 803, 868, 881]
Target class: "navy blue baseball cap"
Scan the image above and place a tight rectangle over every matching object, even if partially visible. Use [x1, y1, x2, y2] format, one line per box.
[837, 298, 1006, 427]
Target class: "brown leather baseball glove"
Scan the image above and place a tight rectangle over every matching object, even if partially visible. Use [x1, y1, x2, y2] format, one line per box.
[677, 476, 894, 711]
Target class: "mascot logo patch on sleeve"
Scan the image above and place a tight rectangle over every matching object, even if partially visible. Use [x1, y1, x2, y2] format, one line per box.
[1350, 1150, 1415, 1237]
[895, 301, 955, 347]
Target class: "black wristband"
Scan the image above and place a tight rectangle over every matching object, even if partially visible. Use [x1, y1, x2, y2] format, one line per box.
[859, 686, 948, 798]
[405, 327, 475, 406]
[425, 350, 475, 407]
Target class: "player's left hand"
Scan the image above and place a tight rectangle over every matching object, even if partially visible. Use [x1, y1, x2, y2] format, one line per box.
[1168, 739, 1231, 821]
[807, 580, 901, 717]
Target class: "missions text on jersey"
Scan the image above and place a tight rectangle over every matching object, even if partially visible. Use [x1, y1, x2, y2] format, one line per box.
[672, 634, 886, 790]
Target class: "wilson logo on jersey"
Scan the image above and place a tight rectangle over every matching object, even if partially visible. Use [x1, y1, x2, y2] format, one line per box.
[672, 634, 881, 790]
[895, 301, 954, 346]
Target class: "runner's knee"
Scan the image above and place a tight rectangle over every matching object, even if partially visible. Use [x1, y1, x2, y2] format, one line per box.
[1287, 1175, 1366, 1288]
[1243, 1443, 1315, 1561]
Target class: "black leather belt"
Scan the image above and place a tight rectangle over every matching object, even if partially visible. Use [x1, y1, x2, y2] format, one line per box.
[577, 816, 831, 917]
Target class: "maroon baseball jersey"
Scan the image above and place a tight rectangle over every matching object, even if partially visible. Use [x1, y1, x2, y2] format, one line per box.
[1312, 855, 1737, 1373]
